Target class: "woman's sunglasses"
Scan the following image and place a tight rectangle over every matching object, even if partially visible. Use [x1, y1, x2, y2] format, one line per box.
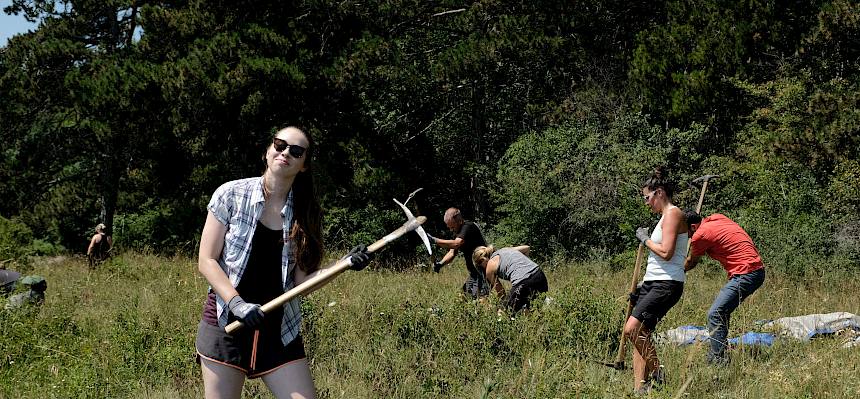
[273, 138, 307, 158]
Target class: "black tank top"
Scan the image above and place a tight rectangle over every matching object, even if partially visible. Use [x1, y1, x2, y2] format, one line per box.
[202, 222, 284, 327]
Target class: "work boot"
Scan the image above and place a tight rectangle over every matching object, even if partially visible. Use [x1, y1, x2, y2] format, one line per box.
[707, 353, 730, 367]
[648, 365, 665, 388]
[633, 381, 651, 396]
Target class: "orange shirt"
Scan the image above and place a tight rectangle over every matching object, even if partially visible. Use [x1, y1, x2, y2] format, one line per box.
[690, 214, 764, 278]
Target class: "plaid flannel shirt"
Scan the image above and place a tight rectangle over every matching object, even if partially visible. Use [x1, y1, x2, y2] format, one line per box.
[207, 177, 302, 345]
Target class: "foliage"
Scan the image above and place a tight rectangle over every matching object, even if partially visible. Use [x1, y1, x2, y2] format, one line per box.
[493, 113, 672, 258]
[0, 0, 857, 274]
[0, 216, 34, 269]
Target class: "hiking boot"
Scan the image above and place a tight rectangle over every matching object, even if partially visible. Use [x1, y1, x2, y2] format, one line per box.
[648, 365, 665, 388]
[633, 381, 651, 396]
[707, 353, 730, 367]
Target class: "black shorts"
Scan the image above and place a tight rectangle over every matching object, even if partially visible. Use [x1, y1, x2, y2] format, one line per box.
[631, 280, 684, 330]
[507, 269, 549, 312]
[195, 321, 306, 378]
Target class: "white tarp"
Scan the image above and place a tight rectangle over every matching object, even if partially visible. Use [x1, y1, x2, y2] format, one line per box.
[763, 312, 860, 341]
[657, 312, 860, 347]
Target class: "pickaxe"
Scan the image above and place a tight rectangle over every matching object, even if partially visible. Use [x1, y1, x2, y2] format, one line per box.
[691, 174, 719, 214]
[395, 188, 435, 267]
[394, 197, 433, 257]
[226, 201, 429, 334]
[599, 242, 646, 370]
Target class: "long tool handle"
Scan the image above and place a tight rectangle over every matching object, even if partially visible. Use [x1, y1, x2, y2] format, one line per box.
[686, 180, 711, 256]
[225, 216, 427, 334]
[614, 242, 646, 366]
[695, 180, 709, 214]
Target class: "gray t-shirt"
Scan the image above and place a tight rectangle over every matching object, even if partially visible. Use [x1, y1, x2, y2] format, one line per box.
[493, 248, 539, 286]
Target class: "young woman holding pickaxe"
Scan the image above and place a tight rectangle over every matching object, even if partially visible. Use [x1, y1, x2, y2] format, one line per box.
[624, 167, 689, 395]
[195, 126, 370, 399]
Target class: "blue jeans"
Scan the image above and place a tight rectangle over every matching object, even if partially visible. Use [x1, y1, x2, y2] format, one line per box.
[707, 268, 766, 362]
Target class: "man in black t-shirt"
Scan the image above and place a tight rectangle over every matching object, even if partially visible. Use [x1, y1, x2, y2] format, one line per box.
[429, 207, 490, 299]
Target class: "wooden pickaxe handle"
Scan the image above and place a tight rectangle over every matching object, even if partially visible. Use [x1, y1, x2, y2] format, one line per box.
[225, 215, 427, 334]
[692, 174, 719, 214]
[612, 242, 646, 368]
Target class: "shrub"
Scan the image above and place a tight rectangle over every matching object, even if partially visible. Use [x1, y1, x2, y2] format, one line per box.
[492, 114, 667, 259]
[0, 216, 33, 270]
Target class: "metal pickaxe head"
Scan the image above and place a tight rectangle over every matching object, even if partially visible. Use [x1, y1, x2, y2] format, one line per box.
[690, 174, 719, 186]
[394, 198, 432, 255]
[402, 187, 423, 206]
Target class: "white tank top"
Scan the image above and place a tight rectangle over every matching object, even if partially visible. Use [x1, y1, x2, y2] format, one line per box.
[643, 206, 688, 282]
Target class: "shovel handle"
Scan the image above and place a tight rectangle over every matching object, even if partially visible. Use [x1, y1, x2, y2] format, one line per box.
[225, 216, 426, 334]
[614, 243, 646, 365]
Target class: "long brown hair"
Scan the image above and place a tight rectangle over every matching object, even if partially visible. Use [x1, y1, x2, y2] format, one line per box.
[275, 126, 324, 273]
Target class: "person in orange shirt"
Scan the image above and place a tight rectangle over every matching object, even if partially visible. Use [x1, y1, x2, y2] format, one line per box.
[684, 211, 766, 365]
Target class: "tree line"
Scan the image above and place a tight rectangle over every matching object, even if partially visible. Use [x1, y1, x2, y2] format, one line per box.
[1, 0, 858, 273]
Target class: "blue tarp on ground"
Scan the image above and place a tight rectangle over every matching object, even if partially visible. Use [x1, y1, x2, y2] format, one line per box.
[658, 312, 860, 348]
[728, 332, 776, 346]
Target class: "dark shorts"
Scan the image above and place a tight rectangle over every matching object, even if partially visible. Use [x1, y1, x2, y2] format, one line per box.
[195, 320, 306, 378]
[631, 280, 684, 330]
[462, 274, 490, 298]
[507, 269, 549, 312]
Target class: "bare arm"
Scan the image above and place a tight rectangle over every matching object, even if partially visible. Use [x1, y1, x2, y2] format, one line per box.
[485, 256, 505, 298]
[684, 253, 702, 272]
[645, 207, 684, 261]
[86, 234, 99, 255]
[434, 236, 465, 250]
[294, 265, 327, 285]
[198, 212, 240, 303]
[438, 248, 458, 265]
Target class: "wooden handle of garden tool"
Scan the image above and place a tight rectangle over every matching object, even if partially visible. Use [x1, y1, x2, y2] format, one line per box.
[225, 216, 426, 334]
[614, 242, 646, 365]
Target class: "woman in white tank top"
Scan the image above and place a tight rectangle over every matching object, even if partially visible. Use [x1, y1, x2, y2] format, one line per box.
[623, 167, 689, 394]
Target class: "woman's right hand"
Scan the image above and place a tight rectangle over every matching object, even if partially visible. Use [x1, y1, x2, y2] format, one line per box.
[228, 295, 264, 329]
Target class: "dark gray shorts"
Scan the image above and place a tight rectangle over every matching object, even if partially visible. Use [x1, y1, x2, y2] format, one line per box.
[462, 274, 490, 298]
[631, 280, 684, 330]
[195, 320, 306, 378]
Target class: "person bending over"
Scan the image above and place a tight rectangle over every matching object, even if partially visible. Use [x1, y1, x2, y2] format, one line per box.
[428, 207, 490, 299]
[684, 211, 765, 365]
[472, 245, 547, 312]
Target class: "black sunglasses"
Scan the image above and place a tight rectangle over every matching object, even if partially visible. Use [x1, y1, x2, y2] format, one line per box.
[272, 138, 307, 158]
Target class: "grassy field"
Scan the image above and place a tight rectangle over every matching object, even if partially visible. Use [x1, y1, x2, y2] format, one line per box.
[1, 252, 859, 398]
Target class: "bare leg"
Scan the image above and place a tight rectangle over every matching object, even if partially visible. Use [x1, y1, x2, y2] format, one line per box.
[624, 316, 660, 390]
[201, 358, 245, 399]
[261, 358, 316, 399]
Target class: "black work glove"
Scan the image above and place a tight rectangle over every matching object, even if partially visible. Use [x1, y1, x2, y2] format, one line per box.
[433, 261, 444, 273]
[635, 227, 650, 243]
[347, 244, 373, 271]
[228, 295, 264, 329]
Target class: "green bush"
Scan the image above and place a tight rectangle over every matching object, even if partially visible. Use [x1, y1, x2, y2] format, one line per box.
[0, 216, 34, 270]
[492, 114, 667, 259]
[113, 200, 200, 254]
[28, 239, 66, 257]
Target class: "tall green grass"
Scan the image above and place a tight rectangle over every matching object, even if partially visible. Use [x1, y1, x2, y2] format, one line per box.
[1, 253, 858, 398]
